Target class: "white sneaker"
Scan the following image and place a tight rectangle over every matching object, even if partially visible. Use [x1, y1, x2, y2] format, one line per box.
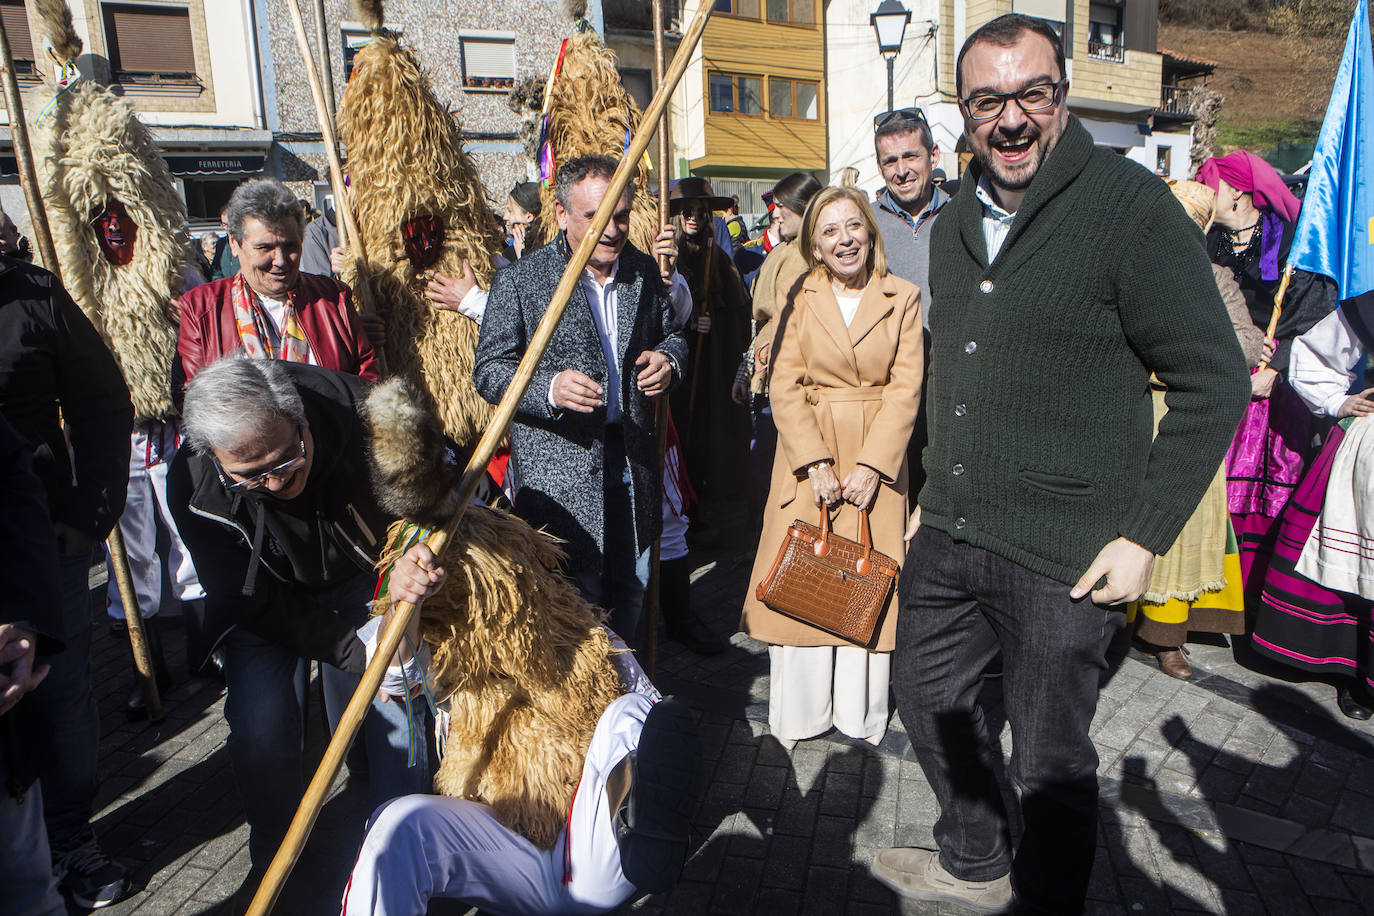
[870, 847, 1013, 913]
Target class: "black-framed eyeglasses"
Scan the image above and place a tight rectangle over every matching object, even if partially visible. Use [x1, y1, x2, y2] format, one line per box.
[873, 106, 930, 130]
[960, 79, 1067, 121]
[215, 426, 307, 492]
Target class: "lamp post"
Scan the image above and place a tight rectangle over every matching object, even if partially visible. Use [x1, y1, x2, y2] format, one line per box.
[870, 0, 911, 114]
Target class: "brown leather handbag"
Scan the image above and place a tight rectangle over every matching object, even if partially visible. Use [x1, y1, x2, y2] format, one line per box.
[755, 506, 899, 648]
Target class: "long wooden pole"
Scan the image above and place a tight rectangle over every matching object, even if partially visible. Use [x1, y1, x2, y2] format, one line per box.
[311, 0, 338, 131]
[1255, 264, 1293, 372]
[245, 5, 715, 911]
[644, 0, 671, 677]
[285, 0, 374, 314]
[0, 21, 163, 721]
[308, 0, 347, 256]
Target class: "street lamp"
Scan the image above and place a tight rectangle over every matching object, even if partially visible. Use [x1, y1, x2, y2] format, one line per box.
[870, 0, 912, 114]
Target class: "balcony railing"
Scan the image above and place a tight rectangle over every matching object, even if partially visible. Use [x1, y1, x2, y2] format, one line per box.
[1158, 84, 1197, 118]
[1087, 38, 1125, 62]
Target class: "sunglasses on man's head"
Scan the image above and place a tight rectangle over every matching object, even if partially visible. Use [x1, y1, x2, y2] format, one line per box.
[873, 107, 930, 130]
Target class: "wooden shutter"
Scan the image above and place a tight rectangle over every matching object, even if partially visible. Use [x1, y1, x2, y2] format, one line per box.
[1124, 0, 1158, 52]
[0, 1, 35, 66]
[461, 37, 514, 80]
[103, 4, 197, 75]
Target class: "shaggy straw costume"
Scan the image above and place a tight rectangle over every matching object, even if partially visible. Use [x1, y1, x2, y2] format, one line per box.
[339, 0, 503, 446]
[29, 0, 183, 424]
[365, 378, 625, 849]
[537, 1, 659, 254]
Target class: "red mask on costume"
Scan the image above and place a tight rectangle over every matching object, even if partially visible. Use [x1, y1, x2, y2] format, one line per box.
[93, 201, 138, 266]
[401, 215, 443, 270]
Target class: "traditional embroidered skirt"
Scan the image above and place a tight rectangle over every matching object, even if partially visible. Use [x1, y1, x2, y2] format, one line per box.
[1226, 379, 1313, 590]
[1252, 422, 1374, 689]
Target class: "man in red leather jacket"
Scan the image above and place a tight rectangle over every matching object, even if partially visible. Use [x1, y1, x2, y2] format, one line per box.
[174, 178, 378, 398]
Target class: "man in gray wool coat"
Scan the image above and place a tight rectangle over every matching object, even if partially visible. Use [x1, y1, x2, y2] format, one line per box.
[475, 154, 691, 645]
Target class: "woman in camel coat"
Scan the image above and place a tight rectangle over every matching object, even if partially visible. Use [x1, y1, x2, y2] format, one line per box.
[741, 186, 923, 748]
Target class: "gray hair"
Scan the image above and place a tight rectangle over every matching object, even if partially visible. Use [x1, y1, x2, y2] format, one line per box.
[553, 154, 620, 210]
[225, 178, 306, 243]
[183, 356, 306, 455]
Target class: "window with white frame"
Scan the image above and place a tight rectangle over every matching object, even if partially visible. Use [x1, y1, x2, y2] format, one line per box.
[460, 34, 516, 90]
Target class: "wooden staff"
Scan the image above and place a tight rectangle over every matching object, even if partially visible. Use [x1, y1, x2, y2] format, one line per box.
[643, 0, 671, 678]
[284, 0, 376, 317]
[0, 19, 163, 721]
[1255, 264, 1293, 372]
[685, 238, 715, 433]
[308, 0, 347, 257]
[311, 0, 338, 131]
[245, 3, 715, 911]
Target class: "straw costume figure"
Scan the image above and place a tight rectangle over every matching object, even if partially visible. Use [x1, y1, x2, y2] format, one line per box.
[536, 0, 659, 255]
[338, 0, 504, 447]
[29, 0, 201, 714]
[364, 377, 662, 849]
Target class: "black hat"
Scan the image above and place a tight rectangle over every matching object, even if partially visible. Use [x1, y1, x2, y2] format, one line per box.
[509, 181, 542, 216]
[668, 176, 732, 215]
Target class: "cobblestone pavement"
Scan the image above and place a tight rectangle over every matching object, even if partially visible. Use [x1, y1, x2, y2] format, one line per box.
[68, 546, 1374, 915]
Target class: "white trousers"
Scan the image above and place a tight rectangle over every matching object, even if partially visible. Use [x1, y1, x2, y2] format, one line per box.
[105, 424, 203, 619]
[342, 691, 655, 916]
[767, 644, 890, 745]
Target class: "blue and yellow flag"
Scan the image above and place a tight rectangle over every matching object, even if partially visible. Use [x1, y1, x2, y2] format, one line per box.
[1288, 0, 1374, 300]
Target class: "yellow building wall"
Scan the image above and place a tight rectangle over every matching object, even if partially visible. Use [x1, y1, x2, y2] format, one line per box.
[1067, 0, 1161, 111]
[692, 9, 828, 173]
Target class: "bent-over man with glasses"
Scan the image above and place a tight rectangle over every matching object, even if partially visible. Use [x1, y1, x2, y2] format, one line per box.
[870, 15, 1250, 914]
[166, 358, 445, 887]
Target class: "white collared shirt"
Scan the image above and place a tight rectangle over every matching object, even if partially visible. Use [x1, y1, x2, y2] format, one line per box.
[548, 262, 690, 423]
[975, 176, 1017, 263]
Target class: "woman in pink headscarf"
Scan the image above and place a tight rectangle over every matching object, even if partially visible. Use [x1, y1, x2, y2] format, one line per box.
[1197, 150, 1337, 594]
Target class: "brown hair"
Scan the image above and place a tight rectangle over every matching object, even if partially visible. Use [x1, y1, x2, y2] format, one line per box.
[799, 186, 889, 280]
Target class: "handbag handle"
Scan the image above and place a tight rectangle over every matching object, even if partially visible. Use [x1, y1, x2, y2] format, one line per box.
[814, 505, 875, 576]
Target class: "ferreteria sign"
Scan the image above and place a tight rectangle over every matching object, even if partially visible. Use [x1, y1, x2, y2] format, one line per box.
[163, 155, 266, 175]
[1, 154, 266, 177]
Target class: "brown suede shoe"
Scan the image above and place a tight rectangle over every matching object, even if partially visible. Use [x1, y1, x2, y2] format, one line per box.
[1156, 646, 1192, 680]
[870, 848, 1013, 913]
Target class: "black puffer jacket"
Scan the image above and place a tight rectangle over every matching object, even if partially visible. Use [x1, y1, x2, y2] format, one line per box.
[168, 365, 391, 671]
[0, 256, 132, 543]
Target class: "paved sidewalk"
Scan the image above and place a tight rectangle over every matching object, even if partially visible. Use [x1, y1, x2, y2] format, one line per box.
[69, 547, 1374, 914]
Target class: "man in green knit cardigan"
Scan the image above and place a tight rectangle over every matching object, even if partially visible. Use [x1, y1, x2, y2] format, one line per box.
[869, 15, 1250, 915]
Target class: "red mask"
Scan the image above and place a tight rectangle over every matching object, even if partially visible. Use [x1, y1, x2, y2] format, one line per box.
[93, 201, 138, 266]
[401, 215, 443, 270]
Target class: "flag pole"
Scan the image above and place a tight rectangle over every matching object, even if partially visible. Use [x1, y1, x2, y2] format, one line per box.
[0, 17, 162, 721]
[245, 4, 715, 910]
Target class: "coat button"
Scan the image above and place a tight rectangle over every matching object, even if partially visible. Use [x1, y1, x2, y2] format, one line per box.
[980, 280, 994, 293]
[964, 341, 977, 355]
[953, 463, 965, 476]
[955, 516, 967, 529]
[954, 403, 967, 417]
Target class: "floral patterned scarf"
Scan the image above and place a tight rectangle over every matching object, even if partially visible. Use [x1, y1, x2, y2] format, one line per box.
[231, 272, 312, 363]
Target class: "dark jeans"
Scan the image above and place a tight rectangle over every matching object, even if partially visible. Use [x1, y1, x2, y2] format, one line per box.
[891, 526, 1125, 915]
[575, 426, 646, 646]
[31, 553, 101, 849]
[221, 575, 430, 869]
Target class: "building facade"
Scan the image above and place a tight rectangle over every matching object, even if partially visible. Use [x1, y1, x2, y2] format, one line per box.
[1, 0, 572, 232]
[0, 0, 268, 228]
[827, 0, 1197, 192]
